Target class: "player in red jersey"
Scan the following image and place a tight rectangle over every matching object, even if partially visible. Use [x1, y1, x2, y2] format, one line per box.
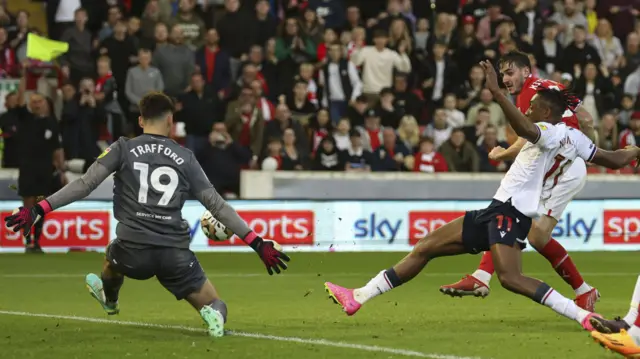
[440, 51, 600, 311]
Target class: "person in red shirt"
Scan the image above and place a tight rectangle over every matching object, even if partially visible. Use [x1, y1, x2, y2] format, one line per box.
[413, 137, 448, 173]
[440, 51, 600, 312]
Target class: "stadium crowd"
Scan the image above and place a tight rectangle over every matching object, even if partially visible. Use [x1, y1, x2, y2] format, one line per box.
[0, 0, 639, 196]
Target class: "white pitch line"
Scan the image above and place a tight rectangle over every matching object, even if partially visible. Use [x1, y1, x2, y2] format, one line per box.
[0, 310, 480, 359]
[1, 272, 639, 279]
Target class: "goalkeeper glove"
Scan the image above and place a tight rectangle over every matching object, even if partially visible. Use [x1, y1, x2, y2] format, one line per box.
[244, 232, 290, 275]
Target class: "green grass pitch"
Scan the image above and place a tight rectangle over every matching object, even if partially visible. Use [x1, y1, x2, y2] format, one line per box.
[0, 251, 634, 359]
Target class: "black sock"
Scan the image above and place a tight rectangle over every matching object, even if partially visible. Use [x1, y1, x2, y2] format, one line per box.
[102, 274, 124, 303]
[384, 268, 404, 288]
[532, 282, 552, 304]
[208, 299, 228, 323]
[33, 214, 44, 247]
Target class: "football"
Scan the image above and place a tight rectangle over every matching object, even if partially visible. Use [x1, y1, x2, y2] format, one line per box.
[200, 210, 234, 241]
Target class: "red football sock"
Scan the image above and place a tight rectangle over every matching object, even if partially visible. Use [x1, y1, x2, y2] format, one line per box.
[540, 238, 584, 290]
[635, 303, 640, 328]
[477, 251, 495, 274]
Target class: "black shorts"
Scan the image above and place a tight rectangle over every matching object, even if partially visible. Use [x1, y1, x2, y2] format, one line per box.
[18, 168, 53, 197]
[461, 199, 532, 254]
[106, 239, 207, 300]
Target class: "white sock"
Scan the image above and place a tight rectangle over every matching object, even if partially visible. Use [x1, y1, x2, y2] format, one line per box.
[629, 326, 640, 346]
[574, 282, 593, 296]
[353, 270, 395, 304]
[623, 276, 640, 326]
[541, 288, 590, 324]
[472, 270, 492, 287]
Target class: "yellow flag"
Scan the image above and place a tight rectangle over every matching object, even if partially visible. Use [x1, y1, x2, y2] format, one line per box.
[26, 33, 69, 61]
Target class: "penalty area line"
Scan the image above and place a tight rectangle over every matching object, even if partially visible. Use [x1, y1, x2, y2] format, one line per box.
[0, 310, 481, 359]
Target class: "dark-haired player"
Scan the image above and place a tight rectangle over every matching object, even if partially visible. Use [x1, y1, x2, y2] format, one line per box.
[324, 61, 640, 331]
[4, 92, 290, 337]
[440, 50, 600, 312]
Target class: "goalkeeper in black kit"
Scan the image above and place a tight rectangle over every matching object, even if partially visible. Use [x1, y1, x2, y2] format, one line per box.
[4, 92, 290, 337]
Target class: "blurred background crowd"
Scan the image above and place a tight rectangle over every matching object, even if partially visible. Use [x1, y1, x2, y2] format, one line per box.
[1, 0, 639, 197]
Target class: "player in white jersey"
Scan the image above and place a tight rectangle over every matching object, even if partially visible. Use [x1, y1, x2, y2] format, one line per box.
[322, 61, 640, 332]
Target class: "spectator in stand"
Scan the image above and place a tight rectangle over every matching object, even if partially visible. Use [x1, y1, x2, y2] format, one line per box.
[148, 22, 169, 52]
[319, 43, 362, 123]
[286, 80, 317, 119]
[602, 0, 639, 41]
[574, 62, 614, 125]
[261, 137, 282, 170]
[297, 63, 319, 107]
[388, 18, 413, 55]
[622, 32, 640, 78]
[414, 18, 429, 54]
[344, 6, 363, 32]
[342, 129, 372, 172]
[44, 0, 83, 41]
[301, 8, 325, 46]
[624, 65, 640, 99]
[358, 108, 383, 152]
[217, 0, 257, 81]
[427, 13, 455, 51]
[397, 115, 420, 151]
[512, 0, 543, 47]
[346, 95, 368, 127]
[230, 63, 262, 100]
[275, 17, 317, 87]
[253, 0, 278, 50]
[591, 19, 624, 73]
[535, 21, 563, 76]
[375, 0, 413, 36]
[128, 16, 143, 50]
[455, 16, 485, 79]
[443, 93, 465, 128]
[176, 73, 220, 158]
[560, 25, 601, 74]
[9, 11, 33, 63]
[392, 72, 422, 121]
[371, 128, 410, 172]
[466, 88, 506, 130]
[413, 137, 448, 173]
[550, 0, 587, 47]
[264, 103, 307, 154]
[377, 87, 402, 128]
[457, 64, 486, 111]
[439, 127, 480, 172]
[467, 107, 492, 145]
[618, 94, 635, 128]
[598, 112, 618, 151]
[225, 86, 264, 157]
[477, 124, 510, 173]
[246, 45, 278, 103]
[0, 28, 17, 78]
[333, 117, 351, 150]
[0, 92, 20, 168]
[351, 29, 411, 104]
[421, 41, 459, 108]
[171, 0, 206, 51]
[281, 128, 307, 170]
[200, 121, 252, 196]
[95, 56, 124, 142]
[476, 0, 511, 47]
[307, 108, 333, 153]
[196, 28, 231, 97]
[60, 78, 102, 160]
[153, 24, 195, 98]
[317, 28, 337, 63]
[140, 0, 170, 47]
[60, 8, 95, 85]
[423, 108, 452, 149]
[97, 5, 122, 42]
[125, 48, 164, 135]
[251, 79, 275, 121]
[313, 136, 343, 171]
[99, 20, 138, 95]
[619, 111, 640, 148]
[308, 0, 345, 30]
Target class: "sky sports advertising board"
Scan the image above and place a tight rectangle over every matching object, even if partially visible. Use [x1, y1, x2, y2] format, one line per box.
[0, 200, 638, 252]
